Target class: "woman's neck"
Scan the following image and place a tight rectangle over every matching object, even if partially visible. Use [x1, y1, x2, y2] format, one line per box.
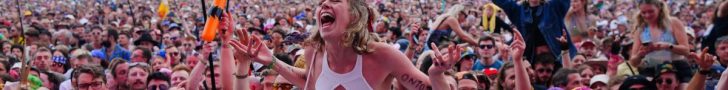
[647, 19, 660, 27]
[323, 41, 359, 64]
[573, 11, 586, 17]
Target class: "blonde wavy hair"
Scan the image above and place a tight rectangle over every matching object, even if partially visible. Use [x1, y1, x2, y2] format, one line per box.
[431, 4, 466, 29]
[305, 0, 379, 54]
[632, 0, 672, 34]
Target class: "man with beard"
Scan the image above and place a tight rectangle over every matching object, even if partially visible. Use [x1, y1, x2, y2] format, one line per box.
[126, 63, 152, 90]
[90, 29, 131, 61]
[532, 53, 558, 89]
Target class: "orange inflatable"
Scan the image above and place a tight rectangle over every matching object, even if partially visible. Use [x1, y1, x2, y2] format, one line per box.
[200, 0, 228, 41]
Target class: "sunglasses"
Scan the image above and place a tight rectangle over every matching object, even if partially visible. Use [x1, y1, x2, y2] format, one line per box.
[655, 78, 673, 84]
[479, 44, 495, 49]
[147, 85, 169, 90]
[77, 81, 103, 89]
[183, 43, 194, 47]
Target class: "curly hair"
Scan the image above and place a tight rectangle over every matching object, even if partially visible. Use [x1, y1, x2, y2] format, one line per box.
[305, 0, 380, 54]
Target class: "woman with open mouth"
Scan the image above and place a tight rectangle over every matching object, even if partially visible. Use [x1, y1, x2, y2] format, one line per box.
[223, 0, 472, 90]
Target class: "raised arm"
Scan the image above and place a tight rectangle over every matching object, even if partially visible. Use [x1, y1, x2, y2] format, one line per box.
[186, 43, 212, 90]
[404, 29, 420, 59]
[718, 0, 728, 17]
[386, 43, 434, 90]
[511, 28, 533, 90]
[687, 48, 715, 90]
[219, 13, 243, 90]
[550, 0, 571, 17]
[229, 34, 309, 87]
[492, 0, 522, 19]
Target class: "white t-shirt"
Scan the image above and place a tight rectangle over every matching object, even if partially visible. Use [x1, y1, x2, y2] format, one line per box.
[59, 80, 73, 90]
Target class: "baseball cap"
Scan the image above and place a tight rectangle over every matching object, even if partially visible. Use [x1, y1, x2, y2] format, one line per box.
[590, 74, 609, 86]
[460, 51, 476, 60]
[579, 40, 597, 48]
[654, 63, 678, 79]
[619, 75, 657, 90]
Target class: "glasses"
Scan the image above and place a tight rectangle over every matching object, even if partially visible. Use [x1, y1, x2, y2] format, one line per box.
[77, 81, 103, 90]
[183, 43, 194, 47]
[479, 44, 495, 49]
[655, 78, 673, 84]
[147, 85, 169, 90]
[536, 68, 553, 73]
[164, 37, 178, 40]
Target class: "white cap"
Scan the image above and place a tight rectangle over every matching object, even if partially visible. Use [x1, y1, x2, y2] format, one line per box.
[64, 15, 75, 20]
[590, 74, 609, 86]
[11, 63, 21, 69]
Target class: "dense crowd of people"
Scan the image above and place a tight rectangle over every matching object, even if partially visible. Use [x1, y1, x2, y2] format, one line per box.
[0, 0, 726, 90]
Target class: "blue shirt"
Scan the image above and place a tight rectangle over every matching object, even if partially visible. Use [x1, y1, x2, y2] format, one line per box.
[91, 44, 131, 61]
[494, 0, 577, 59]
[472, 59, 504, 71]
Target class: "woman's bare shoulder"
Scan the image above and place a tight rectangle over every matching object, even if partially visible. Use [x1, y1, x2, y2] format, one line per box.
[366, 42, 409, 61]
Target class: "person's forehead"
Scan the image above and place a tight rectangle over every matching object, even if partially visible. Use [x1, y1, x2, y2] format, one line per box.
[172, 71, 189, 76]
[718, 43, 728, 47]
[77, 73, 96, 81]
[129, 67, 148, 73]
[36, 52, 52, 56]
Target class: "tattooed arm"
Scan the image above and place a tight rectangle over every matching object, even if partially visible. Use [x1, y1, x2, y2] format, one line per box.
[367, 42, 434, 90]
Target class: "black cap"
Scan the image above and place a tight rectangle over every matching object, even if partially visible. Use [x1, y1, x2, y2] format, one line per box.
[619, 75, 657, 90]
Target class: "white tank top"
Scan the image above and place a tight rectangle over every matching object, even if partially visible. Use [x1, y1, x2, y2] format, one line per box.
[313, 51, 373, 90]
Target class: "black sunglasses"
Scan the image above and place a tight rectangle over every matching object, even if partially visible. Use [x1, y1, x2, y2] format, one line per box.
[147, 85, 169, 90]
[655, 78, 673, 84]
[479, 45, 495, 49]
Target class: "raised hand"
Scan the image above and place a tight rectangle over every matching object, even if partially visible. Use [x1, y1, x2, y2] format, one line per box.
[557, 29, 568, 44]
[428, 43, 462, 74]
[511, 29, 526, 58]
[693, 47, 716, 70]
[198, 42, 215, 64]
[229, 35, 274, 65]
[219, 12, 236, 43]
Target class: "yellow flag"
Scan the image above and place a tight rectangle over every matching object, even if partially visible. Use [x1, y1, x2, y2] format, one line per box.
[158, 0, 170, 19]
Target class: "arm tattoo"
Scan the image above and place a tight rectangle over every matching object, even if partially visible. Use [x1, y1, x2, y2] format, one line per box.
[397, 73, 432, 90]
